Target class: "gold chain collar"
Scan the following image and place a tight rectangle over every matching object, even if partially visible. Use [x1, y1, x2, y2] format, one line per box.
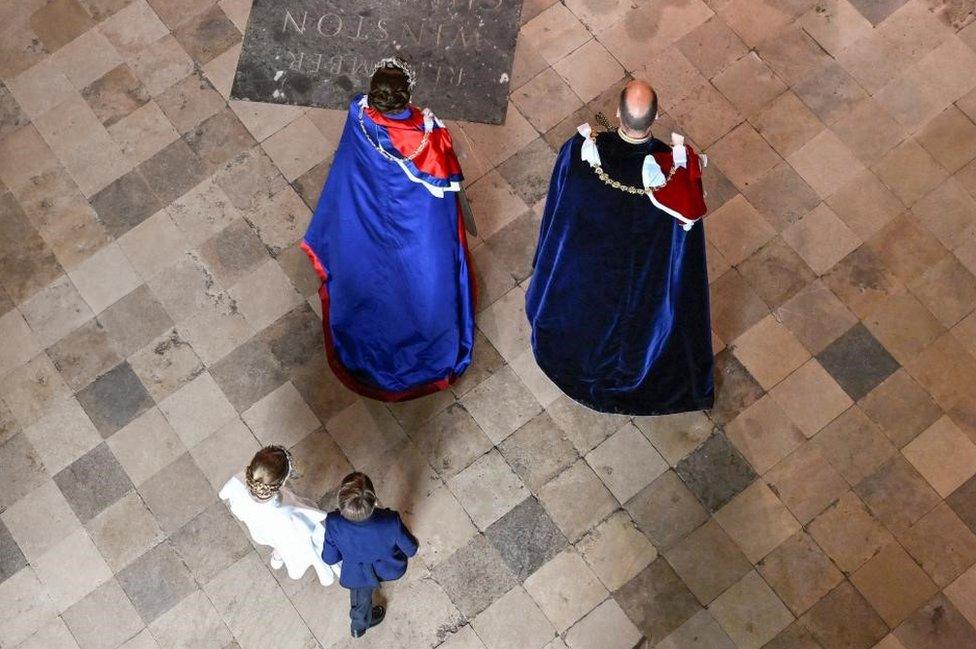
[589, 161, 678, 195]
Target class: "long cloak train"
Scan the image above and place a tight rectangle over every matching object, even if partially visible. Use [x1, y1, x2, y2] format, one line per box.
[302, 95, 475, 401]
[525, 126, 713, 415]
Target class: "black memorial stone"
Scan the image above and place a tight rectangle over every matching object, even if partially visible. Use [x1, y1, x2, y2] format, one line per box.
[231, 0, 524, 124]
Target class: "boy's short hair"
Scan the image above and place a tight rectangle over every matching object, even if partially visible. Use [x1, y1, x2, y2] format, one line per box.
[338, 472, 376, 522]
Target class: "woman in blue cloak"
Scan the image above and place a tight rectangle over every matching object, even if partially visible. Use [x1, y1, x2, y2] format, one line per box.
[302, 58, 476, 401]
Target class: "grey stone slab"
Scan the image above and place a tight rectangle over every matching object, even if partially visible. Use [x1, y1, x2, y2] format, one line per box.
[62, 579, 144, 649]
[170, 502, 252, 584]
[76, 362, 154, 438]
[117, 541, 197, 624]
[816, 323, 899, 401]
[172, 5, 242, 65]
[674, 432, 757, 513]
[485, 496, 566, 582]
[54, 443, 134, 523]
[432, 534, 518, 618]
[485, 209, 542, 284]
[183, 107, 256, 175]
[625, 470, 709, 550]
[709, 350, 765, 427]
[257, 303, 322, 375]
[47, 319, 123, 392]
[614, 558, 702, 645]
[97, 285, 175, 359]
[210, 336, 288, 412]
[895, 593, 976, 649]
[0, 434, 47, 512]
[137, 140, 207, 205]
[292, 158, 332, 211]
[197, 219, 269, 290]
[0, 82, 29, 138]
[410, 402, 493, 477]
[139, 454, 216, 534]
[847, 0, 909, 25]
[498, 412, 577, 493]
[230, 0, 524, 124]
[497, 138, 557, 205]
[949, 473, 976, 535]
[0, 519, 27, 584]
[90, 171, 163, 239]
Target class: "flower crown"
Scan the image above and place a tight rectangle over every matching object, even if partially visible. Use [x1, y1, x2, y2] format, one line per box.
[245, 445, 298, 500]
[373, 56, 417, 90]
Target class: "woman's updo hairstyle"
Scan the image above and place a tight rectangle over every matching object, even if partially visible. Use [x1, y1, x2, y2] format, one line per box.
[245, 446, 293, 500]
[368, 64, 411, 114]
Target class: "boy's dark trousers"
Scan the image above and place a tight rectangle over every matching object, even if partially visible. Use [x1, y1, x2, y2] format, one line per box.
[350, 587, 375, 633]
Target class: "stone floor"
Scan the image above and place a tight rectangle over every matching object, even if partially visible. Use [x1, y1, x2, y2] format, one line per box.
[2, 0, 976, 648]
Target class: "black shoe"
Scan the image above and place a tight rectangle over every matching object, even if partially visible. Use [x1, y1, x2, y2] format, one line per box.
[350, 606, 386, 638]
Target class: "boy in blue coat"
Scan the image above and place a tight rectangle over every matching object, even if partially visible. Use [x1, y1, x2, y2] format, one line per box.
[322, 472, 419, 638]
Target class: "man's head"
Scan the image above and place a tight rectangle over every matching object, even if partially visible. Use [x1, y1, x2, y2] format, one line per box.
[617, 80, 658, 138]
[338, 472, 376, 522]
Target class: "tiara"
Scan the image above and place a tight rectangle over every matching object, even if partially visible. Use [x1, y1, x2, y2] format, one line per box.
[373, 56, 417, 90]
[245, 445, 298, 500]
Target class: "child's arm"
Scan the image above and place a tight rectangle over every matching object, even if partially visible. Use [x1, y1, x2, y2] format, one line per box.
[321, 523, 343, 565]
[394, 513, 420, 558]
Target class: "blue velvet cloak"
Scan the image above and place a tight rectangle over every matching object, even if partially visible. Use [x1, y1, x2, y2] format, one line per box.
[302, 96, 475, 401]
[525, 132, 714, 415]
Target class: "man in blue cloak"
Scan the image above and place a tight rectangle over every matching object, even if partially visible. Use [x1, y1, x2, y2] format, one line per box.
[525, 80, 713, 416]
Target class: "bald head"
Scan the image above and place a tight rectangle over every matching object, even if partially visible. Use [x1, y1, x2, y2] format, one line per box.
[618, 80, 658, 137]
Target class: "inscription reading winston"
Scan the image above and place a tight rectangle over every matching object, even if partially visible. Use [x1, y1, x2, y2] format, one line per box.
[231, 0, 523, 124]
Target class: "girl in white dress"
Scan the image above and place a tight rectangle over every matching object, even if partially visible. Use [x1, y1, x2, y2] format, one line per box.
[220, 446, 340, 586]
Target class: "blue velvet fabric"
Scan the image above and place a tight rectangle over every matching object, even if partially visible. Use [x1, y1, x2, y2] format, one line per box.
[322, 508, 419, 589]
[303, 97, 474, 398]
[525, 132, 714, 415]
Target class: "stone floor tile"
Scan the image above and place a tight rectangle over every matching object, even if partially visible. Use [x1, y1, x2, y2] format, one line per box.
[0, 566, 58, 647]
[577, 510, 656, 592]
[405, 483, 477, 569]
[894, 593, 976, 649]
[0, 353, 72, 429]
[814, 406, 897, 486]
[537, 397, 624, 458]
[538, 460, 616, 542]
[448, 449, 528, 531]
[794, 60, 870, 126]
[117, 540, 196, 624]
[1, 479, 80, 564]
[807, 490, 893, 575]
[725, 395, 805, 475]
[260, 115, 327, 183]
[676, 16, 748, 78]
[498, 412, 575, 494]
[713, 51, 786, 118]
[0, 125, 60, 192]
[775, 281, 858, 355]
[148, 589, 232, 649]
[827, 171, 906, 243]
[432, 535, 518, 619]
[585, 423, 667, 503]
[709, 124, 782, 192]
[855, 455, 942, 535]
[946, 563, 976, 628]
[564, 598, 641, 649]
[874, 139, 950, 207]
[32, 94, 105, 161]
[675, 430, 758, 513]
[633, 410, 714, 467]
[171, 4, 240, 65]
[8, 58, 76, 120]
[657, 610, 737, 649]
[552, 39, 624, 104]
[709, 349, 766, 428]
[75, 361, 153, 437]
[324, 399, 406, 468]
[97, 0, 167, 54]
[106, 407, 184, 486]
[664, 518, 751, 605]
[126, 328, 203, 403]
[751, 92, 824, 160]
[788, 130, 868, 198]
[138, 452, 215, 536]
[801, 581, 889, 649]
[146, 253, 223, 326]
[62, 578, 143, 649]
[732, 314, 810, 390]
[226, 259, 303, 333]
[472, 586, 555, 649]
[485, 497, 566, 582]
[738, 236, 818, 309]
[496, 139, 555, 210]
[0, 519, 27, 583]
[411, 402, 493, 479]
[716, 480, 801, 563]
[524, 549, 606, 632]
[128, 33, 192, 97]
[915, 179, 976, 253]
[625, 469, 709, 550]
[863, 293, 944, 366]
[96, 284, 173, 358]
[916, 106, 976, 174]
[81, 64, 150, 128]
[520, 3, 590, 64]
[709, 269, 770, 344]
[20, 396, 101, 478]
[899, 502, 976, 587]
[709, 570, 794, 649]
[196, 219, 267, 289]
[905, 333, 976, 419]
[851, 542, 938, 628]
[155, 71, 224, 135]
[705, 194, 776, 266]
[460, 365, 541, 446]
[89, 171, 162, 239]
[67, 244, 141, 316]
[766, 439, 847, 523]
[85, 491, 163, 573]
[137, 139, 207, 205]
[157, 370, 235, 448]
[189, 416, 259, 490]
[759, 530, 844, 617]
[614, 558, 702, 645]
[770, 359, 853, 438]
[176, 294, 253, 368]
[512, 69, 583, 134]
[108, 101, 179, 169]
[829, 99, 906, 168]
[903, 415, 976, 497]
[782, 203, 862, 276]
[12, 617, 81, 649]
[32, 527, 112, 612]
[169, 501, 250, 584]
[909, 256, 976, 327]
[241, 381, 319, 448]
[167, 177, 242, 248]
[246, 186, 311, 257]
[860, 369, 942, 449]
[53, 442, 133, 523]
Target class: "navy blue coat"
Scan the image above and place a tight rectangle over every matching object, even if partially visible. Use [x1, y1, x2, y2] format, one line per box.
[322, 508, 419, 588]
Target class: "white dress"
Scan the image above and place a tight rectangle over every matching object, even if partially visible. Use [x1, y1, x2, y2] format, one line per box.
[219, 477, 340, 586]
